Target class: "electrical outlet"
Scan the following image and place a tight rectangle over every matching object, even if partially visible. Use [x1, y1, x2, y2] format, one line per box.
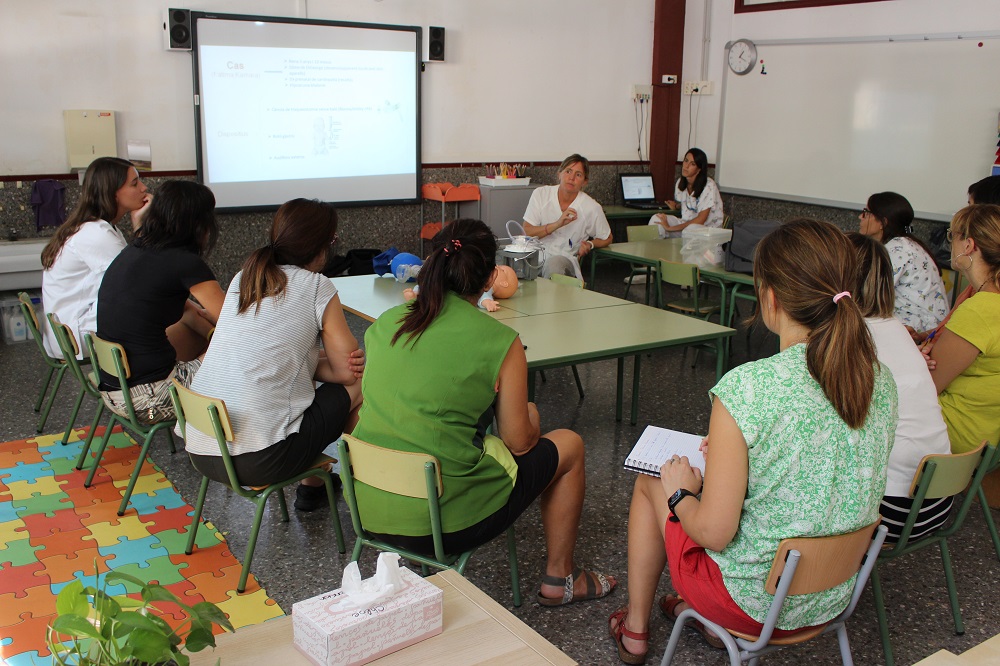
[662, 74, 678, 84]
[683, 80, 713, 95]
[631, 84, 653, 101]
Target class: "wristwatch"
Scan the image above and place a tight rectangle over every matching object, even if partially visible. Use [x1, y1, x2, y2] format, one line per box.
[667, 488, 697, 522]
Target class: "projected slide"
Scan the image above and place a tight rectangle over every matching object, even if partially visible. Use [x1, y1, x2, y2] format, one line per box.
[201, 45, 415, 184]
[192, 15, 420, 209]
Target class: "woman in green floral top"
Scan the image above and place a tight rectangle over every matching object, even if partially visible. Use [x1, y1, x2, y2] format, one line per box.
[609, 219, 897, 664]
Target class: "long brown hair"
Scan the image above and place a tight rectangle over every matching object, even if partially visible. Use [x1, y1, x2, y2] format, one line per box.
[846, 232, 895, 319]
[753, 218, 878, 429]
[41, 157, 135, 269]
[238, 199, 337, 314]
[392, 219, 496, 347]
[951, 203, 1000, 291]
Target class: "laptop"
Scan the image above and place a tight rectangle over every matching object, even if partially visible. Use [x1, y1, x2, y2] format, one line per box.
[620, 173, 665, 210]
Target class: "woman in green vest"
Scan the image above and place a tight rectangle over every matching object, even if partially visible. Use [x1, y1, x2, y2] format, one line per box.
[352, 219, 616, 606]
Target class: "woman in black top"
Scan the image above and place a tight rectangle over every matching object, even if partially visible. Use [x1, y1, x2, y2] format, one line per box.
[96, 180, 225, 424]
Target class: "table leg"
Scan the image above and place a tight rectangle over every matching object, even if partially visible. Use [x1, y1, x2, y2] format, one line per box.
[631, 354, 641, 425]
[528, 371, 536, 402]
[589, 252, 597, 288]
[716, 337, 725, 381]
[615, 358, 624, 422]
[655, 265, 664, 309]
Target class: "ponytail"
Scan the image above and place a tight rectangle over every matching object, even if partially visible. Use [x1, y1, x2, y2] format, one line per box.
[238, 198, 338, 314]
[238, 245, 286, 314]
[392, 219, 497, 346]
[753, 218, 878, 429]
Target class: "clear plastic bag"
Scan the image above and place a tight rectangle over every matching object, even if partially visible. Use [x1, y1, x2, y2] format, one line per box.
[681, 237, 725, 268]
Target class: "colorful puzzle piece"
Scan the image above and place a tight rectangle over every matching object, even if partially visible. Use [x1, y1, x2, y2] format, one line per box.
[0, 429, 285, 665]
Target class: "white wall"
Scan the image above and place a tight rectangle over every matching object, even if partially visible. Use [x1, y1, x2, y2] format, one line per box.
[0, 0, 655, 175]
[679, 0, 1000, 162]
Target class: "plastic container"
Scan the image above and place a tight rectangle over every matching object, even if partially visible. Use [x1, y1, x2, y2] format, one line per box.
[0, 292, 39, 344]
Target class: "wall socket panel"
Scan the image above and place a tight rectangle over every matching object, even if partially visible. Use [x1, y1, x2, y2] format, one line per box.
[631, 84, 653, 101]
[683, 80, 713, 95]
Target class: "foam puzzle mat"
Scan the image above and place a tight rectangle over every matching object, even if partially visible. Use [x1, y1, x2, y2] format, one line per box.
[0, 426, 285, 665]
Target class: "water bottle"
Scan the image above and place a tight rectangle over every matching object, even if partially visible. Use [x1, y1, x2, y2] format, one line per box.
[393, 263, 421, 283]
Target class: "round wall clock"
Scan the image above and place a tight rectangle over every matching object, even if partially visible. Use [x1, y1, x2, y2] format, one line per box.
[728, 39, 758, 76]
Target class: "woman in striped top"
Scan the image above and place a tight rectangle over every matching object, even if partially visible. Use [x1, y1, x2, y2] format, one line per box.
[182, 199, 364, 511]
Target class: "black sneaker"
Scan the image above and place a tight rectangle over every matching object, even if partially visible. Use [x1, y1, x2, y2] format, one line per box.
[293, 480, 339, 512]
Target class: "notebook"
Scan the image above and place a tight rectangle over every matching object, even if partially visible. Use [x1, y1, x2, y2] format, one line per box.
[624, 425, 705, 477]
[620, 173, 665, 210]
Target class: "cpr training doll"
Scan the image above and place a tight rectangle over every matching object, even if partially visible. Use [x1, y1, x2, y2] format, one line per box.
[477, 264, 519, 312]
[403, 264, 518, 311]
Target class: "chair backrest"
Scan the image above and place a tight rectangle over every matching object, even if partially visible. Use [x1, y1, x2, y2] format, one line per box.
[549, 273, 584, 290]
[85, 332, 132, 381]
[658, 260, 699, 290]
[736, 522, 886, 650]
[627, 225, 661, 242]
[765, 521, 879, 596]
[47, 313, 96, 391]
[18, 292, 58, 363]
[909, 441, 988, 500]
[340, 433, 442, 499]
[170, 380, 235, 444]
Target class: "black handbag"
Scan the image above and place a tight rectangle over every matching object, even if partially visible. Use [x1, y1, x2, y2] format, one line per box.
[724, 219, 783, 274]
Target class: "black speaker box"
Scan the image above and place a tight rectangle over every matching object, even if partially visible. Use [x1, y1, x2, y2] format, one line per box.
[163, 8, 192, 51]
[427, 26, 445, 62]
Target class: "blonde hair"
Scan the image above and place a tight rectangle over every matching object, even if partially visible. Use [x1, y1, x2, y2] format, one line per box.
[951, 204, 1000, 291]
[753, 219, 877, 429]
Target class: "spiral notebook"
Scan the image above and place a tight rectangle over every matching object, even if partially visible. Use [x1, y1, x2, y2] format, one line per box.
[624, 425, 706, 477]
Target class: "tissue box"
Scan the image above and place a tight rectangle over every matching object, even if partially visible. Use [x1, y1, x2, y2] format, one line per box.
[292, 566, 443, 666]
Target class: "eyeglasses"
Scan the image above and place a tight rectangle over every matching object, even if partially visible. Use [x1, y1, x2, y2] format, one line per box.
[861, 207, 872, 216]
[330, 233, 339, 246]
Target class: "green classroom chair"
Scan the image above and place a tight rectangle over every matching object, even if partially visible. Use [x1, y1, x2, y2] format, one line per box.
[79, 332, 178, 517]
[46, 313, 105, 456]
[546, 274, 586, 398]
[659, 260, 722, 367]
[170, 381, 345, 594]
[18, 292, 68, 434]
[869, 440, 1000, 666]
[338, 433, 521, 607]
[623, 225, 661, 303]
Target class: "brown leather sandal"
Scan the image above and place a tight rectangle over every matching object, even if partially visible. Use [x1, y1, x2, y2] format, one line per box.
[608, 606, 649, 665]
[537, 566, 616, 606]
[659, 594, 726, 650]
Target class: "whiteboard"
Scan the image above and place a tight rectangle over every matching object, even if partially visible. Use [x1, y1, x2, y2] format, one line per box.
[717, 36, 1000, 221]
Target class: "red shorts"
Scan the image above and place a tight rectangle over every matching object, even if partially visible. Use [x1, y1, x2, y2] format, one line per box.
[665, 518, 807, 638]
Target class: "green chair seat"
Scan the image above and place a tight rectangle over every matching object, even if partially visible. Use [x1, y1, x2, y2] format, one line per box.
[870, 440, 1000, 666]
[170, 381, 346, 594]
[79, 332, 178, 517]
[18, 292, 69, 434]
[338, 433, 521, 607]
[46, 313, 105, 456]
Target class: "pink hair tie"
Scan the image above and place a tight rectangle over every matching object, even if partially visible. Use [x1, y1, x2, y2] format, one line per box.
[833, 291, 851, 304]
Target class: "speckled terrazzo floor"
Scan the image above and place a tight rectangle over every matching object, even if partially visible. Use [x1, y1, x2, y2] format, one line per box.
[2, 260, 998, 665]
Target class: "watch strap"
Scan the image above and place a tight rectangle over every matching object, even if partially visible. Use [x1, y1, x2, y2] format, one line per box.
[667, 488, 696, 522]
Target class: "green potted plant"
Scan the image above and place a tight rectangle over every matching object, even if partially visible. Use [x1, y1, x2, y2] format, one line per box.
[46, 569, 234, 665]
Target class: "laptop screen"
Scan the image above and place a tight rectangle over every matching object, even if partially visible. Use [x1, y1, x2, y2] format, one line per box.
[621, 174, 655, 202]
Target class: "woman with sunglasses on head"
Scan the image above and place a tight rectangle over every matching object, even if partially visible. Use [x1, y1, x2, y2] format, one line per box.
[927, 204, 1000, 454]
[181, 199, 364, 511]
[41, 157, 151, 359]
[858, 191, 948, 333]
[649, 148, 724, 238]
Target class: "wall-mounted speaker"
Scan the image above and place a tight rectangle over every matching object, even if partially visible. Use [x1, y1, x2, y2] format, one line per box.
[425, 26, 445, 62]
[163, 8, 192, 51]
